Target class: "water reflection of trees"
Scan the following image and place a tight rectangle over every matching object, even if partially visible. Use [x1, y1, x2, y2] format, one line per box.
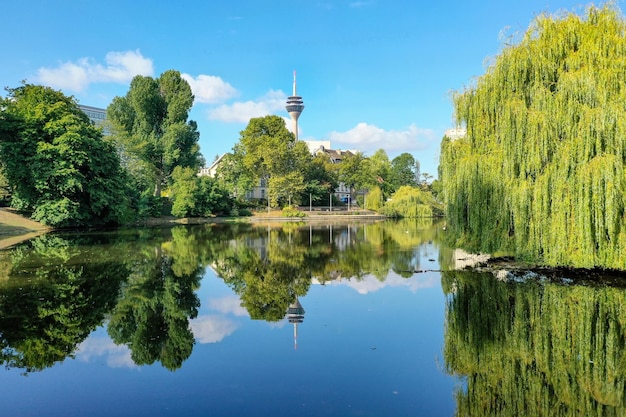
[442, 270, 626, 416]
[209, 220, 439, 321]
[0, 219, 440, 372]
[107, 227, 203, 371]
[0, 235, 128, 373]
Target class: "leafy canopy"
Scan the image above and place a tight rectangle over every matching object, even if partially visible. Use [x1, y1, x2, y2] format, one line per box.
[440, 4, 626, 269]
[107, 70, 202, 197]
[0, 84, 131, 227]
[220, 115, 312, 207]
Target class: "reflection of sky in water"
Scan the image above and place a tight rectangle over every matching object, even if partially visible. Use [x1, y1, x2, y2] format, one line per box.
[76, 274, 250, 367]
[76, 250, 443, 369]
[1, 243, 455, 417]
[76, 331, 136, 368]
[316, 271, 439, 294]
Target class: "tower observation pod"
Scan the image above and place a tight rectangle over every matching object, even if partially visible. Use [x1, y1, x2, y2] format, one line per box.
[285, 71, 305, 140]
[287, 298, 305, 350]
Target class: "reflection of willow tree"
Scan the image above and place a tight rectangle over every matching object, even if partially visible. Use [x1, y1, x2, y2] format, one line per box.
[0, 235, 128, 373]
[108, 227, 202, 371]
[443, 271, 626, 416]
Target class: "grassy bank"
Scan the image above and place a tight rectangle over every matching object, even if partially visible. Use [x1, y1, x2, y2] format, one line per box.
[0, 208, 50, 250]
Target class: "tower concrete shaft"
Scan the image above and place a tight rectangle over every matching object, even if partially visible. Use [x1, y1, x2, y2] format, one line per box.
[285, 71, 304, 140]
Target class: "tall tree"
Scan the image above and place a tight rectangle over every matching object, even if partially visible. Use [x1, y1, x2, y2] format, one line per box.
[225, 115, 311, 207]
[440, 4, 626, 269]
[107, 70, 202, 197]
[300, 153, 338, 205]
[390, 153, 418, 190]
[339, 151, 371, 202]
[369, 149, 393, 195]
[0, 84, 131, 227]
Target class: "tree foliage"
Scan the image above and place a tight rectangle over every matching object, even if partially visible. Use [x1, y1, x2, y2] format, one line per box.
[381, 185, 439, 218]
[339, 151, 371, 201]
[170, 167, 234, 217]
[440, 5, 626, 269]
[365, 185, 384, 211]
[107, 70, 202, 197]
[220, 115, 312, 207]
[301, 153, 337, 205]
[0, 84, 131, 227]
[390, 152, 418, 190]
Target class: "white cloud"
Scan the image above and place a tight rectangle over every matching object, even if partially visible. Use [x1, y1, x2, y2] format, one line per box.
[208, 295, 249, 317]
[36, 50, 154, 92]
[207, 89, 287, 123]
[76, 336, 137, 368]
[181, 73, 238, 104]
[190, 315, 239, 344]
[319, 271, 439, 294]
[328, 123, 435, 154]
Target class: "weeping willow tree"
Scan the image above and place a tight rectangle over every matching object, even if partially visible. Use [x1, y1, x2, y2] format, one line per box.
[440, 4, 626, 269]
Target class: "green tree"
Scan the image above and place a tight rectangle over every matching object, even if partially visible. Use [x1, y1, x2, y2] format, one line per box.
[390, 153, 418, 190]
[226, 115, 312, 208]
[365, 185, 384, 211]
[195, 175, 234, 216]
[215, 152, 256, 202]
[369, 149, 393, 195]
[440, 4, 626, 269]
[170, 166, 234, 217]
[0, 168, 10, 205]
[380, 185, 440, 218]
[339, 151, 371, 203]
[300, 153, 338, 206]
[0, 84, 132, 227]
[170, 166, 198, 217]
[107, 70, 202, 198]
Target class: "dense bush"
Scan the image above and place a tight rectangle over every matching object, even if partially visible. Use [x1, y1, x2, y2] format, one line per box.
[170, 167, 234, 217]
[380, 186, 440, 218]
[364, 186, 384, 211]
[0, 84, 132, 227]
[281, 205, 306, 218]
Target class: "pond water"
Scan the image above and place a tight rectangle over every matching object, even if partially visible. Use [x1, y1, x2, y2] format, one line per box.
[0, 220, 625, 416]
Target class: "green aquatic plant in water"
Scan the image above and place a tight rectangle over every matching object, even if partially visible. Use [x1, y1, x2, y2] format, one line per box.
[440, 4, 626, 269]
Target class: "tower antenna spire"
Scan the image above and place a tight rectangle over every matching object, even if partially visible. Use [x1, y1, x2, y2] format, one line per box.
[285, 71, 305, 140]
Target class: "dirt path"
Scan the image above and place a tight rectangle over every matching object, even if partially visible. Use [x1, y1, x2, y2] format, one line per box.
[0, 208, 50, 249]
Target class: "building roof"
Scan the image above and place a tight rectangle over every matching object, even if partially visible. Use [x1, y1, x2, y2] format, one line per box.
[315, 146, 355, 163]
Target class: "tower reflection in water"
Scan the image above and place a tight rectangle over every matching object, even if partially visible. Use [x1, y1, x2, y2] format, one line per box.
[286, 298, 305, 350]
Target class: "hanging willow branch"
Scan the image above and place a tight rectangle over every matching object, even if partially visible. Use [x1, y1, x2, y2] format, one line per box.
[440, 4, 626, 269]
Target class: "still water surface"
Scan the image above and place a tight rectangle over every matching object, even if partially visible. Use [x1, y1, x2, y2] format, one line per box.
[0, 220, 624, 416]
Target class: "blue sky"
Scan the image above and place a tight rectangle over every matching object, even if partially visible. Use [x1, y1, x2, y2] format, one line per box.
[3, 0, 597, 176]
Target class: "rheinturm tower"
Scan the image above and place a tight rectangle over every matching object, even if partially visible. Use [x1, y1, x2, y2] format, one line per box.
[285, 71, 305, 140]
[287, 298, 305, 350]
